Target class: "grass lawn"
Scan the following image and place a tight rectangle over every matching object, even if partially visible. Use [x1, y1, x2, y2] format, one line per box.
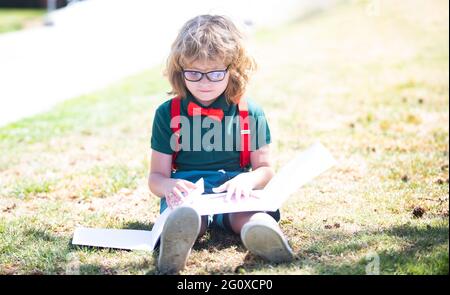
[0, 0, 448, 274]
[0, 8, 45, 34]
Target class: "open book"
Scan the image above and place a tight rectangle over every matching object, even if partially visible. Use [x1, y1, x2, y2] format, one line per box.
[72, 142, 336, 252]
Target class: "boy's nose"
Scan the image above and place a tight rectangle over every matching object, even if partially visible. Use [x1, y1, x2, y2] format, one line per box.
[199, 74, 210, 83]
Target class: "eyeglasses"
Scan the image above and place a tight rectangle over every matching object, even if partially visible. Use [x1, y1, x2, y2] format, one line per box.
[182, 66, 229, 82]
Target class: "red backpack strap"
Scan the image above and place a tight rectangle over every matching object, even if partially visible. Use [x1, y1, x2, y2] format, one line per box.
[238, 97, 251, 169]
[170, 96, 182, 171]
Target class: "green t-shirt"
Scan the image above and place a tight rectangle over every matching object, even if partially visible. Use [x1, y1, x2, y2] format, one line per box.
[150, 91, 271, 171]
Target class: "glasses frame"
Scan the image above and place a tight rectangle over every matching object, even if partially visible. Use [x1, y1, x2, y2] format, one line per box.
[182, 66, 229, 82]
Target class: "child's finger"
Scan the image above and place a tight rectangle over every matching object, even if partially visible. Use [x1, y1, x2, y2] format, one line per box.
[173, 187, 185, 202]
[242, 189, 250, 200]
[184, 181, 198, 189]
[212, 182, 228, 193]
[225, 185, 235, 202]
[177, 182, 192, 196]
[165, 192, 177, 209]
[234, 187, 242, 201]
[250, 190, 260, 199]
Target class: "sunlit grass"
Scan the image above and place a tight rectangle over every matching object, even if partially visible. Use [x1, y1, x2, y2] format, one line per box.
[0, 8, 45, 34]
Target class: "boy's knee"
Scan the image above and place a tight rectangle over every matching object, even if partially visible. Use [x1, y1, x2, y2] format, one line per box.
[229, 211, 261, 234]
[248, 212, 276, 223]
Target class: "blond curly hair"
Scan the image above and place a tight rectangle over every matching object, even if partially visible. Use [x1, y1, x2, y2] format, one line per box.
[165, 15, 257, 104]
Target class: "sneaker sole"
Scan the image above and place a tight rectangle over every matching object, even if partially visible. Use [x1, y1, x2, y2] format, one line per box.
[241, 222, 294, 263]
[158, 206, 200, 274]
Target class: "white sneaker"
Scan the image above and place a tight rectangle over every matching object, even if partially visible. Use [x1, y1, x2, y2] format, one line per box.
[158, 206, 201, 274]
[240, 213, 294, 263]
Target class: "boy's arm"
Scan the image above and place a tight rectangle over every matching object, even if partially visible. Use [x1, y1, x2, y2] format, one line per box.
[248, 144, 275, 190]
[148, 149, 173, 198]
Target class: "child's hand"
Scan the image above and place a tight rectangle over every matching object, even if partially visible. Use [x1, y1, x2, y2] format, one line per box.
[212, 172, 258, 202]
[164, 179, 197, 209]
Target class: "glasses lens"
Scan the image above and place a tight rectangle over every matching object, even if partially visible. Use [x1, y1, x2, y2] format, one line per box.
[184, 71, 202, 81]
[206, 71, 225, 81]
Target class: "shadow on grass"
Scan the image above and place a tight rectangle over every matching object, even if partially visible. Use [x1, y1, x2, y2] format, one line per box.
[301, 223, 449, 275]
[194, 227, 243, 252]
[24, 228, 58, 242]
[193, 226, 298, 273]
[18, 219, 446, 274]
[122, 220, 155, 230]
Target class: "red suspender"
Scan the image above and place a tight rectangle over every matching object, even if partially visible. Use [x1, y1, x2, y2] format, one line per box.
[238, 98, 251, 169]
[170, 96, 181, 171]
[169, 96, 251, 171]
